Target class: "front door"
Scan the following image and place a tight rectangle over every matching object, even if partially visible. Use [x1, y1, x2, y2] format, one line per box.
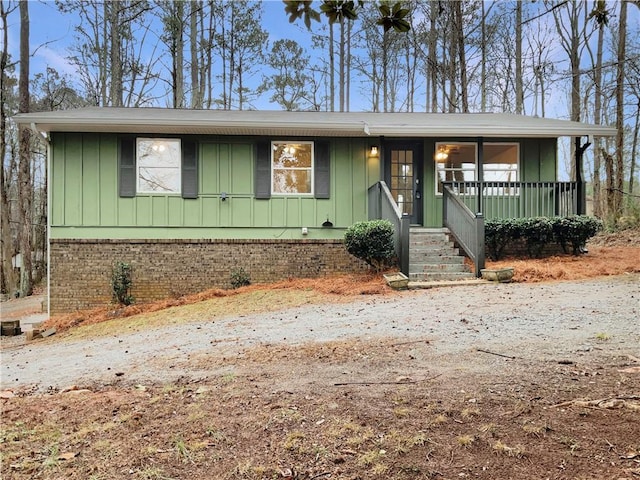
[386, 142, 423, 225]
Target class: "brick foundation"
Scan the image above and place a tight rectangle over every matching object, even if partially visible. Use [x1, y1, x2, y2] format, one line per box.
[49, 239, 368, 314]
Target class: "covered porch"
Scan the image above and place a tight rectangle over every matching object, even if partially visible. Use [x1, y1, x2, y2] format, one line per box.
[369, 133, 616, 278]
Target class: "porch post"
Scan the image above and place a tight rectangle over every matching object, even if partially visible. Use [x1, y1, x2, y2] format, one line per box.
[477, 137, 484, 215]
[575, 136, 590, 215]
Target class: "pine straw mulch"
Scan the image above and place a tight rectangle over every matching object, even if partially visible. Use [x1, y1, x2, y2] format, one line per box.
[42, 228, 640, 333]
[42, 272, 391, 333]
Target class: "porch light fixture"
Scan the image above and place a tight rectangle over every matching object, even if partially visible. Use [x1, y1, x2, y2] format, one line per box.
[370, 145, 379, 156]
[435, 148, 448, 162]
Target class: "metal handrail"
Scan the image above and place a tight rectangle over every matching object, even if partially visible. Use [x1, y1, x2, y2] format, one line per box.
[367, 181, 410, 275]
[443, 184, 485, 277]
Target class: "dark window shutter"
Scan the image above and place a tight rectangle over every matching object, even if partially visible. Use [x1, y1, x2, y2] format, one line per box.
[182, 140, 198, 199]
[119, 137, 136, 198]
[314, 141, 330, 199]
[255, 140, 271, 199]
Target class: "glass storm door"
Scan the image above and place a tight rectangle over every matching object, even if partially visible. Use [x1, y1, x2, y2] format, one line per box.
[387, 143, 423, 225]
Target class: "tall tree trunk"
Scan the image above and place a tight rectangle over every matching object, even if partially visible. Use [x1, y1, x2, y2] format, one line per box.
[592, 19, 605, 218]
[569, 1, 581, 178]
[448, 4, 457, 113]
[454, 0, 468, 112]
[480, 0, 487, 112]
[329, 21, 335, 112]
[190, 0, 200, 108]
[0, 1, 17, 295]
[339, 18, 345, 112]
[18, 0, 33, 297]
[614, 0, 627, 222]
[515, 0, 523, 114]
[172, 0, 184, 108]
[346, 19, 352, 112]
[383, 29, 388, 112]
[428, 0, 438, 112]
[109, 1, 123, 106]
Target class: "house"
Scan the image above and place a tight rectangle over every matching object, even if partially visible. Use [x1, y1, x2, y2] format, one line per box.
[14, 108, 616, 314]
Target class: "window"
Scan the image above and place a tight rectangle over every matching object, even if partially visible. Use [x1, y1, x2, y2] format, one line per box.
[483, 143, 519, 182]
[435, 143, 477, 194]
[435, 142, 519, 194]
[136, 138, 182, 194]
[271, 141, 314, 195]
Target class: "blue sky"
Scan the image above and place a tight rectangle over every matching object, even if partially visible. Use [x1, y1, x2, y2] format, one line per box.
[5, 0, 639, 117]
[6, 0, 314, 108]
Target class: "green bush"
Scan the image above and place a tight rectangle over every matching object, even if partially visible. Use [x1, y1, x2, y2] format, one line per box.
[230, 267, 251, 289]
[111, 261, 134, 306]
[485, 218, 517, 261]
[485, 216, 602, 260]
[344, 220, 396, 271]
[518, 217, 554, 258]
[552, 215, 602, 255]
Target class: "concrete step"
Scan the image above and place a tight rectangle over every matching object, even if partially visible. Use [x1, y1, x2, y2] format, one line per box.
[409, 254, 466, 264]
[409, 238, 454, 248]
[410, 263, 471, 273]
[408, 271, 475, 282]
[410, 227, 450, 234]
[408, 228, 471, 282]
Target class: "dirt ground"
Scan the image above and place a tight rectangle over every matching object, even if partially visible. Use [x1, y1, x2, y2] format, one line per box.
[1, 231, 639, 480]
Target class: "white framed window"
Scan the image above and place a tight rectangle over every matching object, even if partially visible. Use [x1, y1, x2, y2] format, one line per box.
[136, 138, 182, 194]
[434, 142, 520, 195]
[435, 142, 477, 194]
[271, 141, 314, 195]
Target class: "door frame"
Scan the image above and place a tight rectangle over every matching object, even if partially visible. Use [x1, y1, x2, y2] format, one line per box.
[383, 140, 424, 225]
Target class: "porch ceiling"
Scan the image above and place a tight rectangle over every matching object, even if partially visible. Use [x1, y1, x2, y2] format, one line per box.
[14, 107, 617, 138]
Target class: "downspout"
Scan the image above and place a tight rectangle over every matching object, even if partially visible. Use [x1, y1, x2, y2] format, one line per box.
[575, 135, 592, 215]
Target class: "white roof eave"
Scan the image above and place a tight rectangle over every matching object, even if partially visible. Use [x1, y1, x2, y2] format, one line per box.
[13, 107, 618, 138]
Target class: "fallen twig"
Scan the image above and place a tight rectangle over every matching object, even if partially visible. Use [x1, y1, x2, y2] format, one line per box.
[390, 339, 431, 347]
[334, 373, 442, 386]
[476, 348, 517, 359]
[552, 396, 640, 409]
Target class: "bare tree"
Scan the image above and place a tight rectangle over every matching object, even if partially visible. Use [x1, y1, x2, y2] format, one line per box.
[585, 0, 611, 218]
[59, 0, 160, 107]
[612, 0, 627, 223]
[158, 0, 186, 108]
[0, 0, 18, 295]
[515, 0, 523, 114]
[212, 0, 268, 110]
[17, 0, 32, 297]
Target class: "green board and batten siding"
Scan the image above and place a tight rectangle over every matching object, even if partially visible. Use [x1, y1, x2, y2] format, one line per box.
[51, 133, 557, 236]
[50, 133, 379, 239]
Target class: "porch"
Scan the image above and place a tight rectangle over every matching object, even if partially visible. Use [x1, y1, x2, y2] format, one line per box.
[368, 180, 582, 279]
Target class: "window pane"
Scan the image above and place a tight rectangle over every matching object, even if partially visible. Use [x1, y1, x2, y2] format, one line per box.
[137, 138, 181, 194]
[273, 169, 311, 194]
[435, 143, 477, 193]
[484, 144, 519, 182]
[271, 142, 313, 195]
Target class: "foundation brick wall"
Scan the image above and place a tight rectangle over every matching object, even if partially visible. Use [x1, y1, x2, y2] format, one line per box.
[49, 239, 368, 314]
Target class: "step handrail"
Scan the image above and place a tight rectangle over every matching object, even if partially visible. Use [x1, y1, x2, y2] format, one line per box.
[442, 184, 485, 277]
[367, 181, 410, 275]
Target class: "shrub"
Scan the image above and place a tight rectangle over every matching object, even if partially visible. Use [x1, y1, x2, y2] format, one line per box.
[230, 267, 251, 289]
[485, 218, 517, 261]
[111, 261, 134, 306]
[344, 220, 395, 271]
[552, 215, 602, 255]
[485, 216, 602, 259]
[517, 217, 554, 258]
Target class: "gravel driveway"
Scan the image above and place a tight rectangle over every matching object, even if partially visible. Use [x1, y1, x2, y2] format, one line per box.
[1, 275, 638, 391]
